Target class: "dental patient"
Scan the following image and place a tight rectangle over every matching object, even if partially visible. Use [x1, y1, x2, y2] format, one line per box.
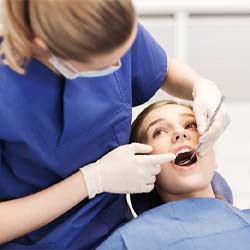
[97, 100, 250, 250]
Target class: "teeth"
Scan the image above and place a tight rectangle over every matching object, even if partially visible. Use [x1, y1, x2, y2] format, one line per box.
[175, 148, 191, 156]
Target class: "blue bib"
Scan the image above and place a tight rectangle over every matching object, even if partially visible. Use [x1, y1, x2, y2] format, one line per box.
[97, 198, 250, 250]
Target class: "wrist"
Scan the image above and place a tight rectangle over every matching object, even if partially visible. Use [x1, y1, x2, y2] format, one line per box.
[192, 78, 216, 99]
[72, 171, 89, 201]
[79, 161, 103, 199]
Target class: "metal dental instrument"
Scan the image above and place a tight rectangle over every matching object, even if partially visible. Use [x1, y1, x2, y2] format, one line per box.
[177, 96, 225, 166]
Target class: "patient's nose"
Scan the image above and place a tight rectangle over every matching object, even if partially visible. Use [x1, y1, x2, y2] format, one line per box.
[172, 130, 188, 143]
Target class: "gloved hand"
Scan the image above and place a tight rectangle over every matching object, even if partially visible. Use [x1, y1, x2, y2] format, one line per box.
[192, 78, 231, 156]
[80, 143, 176, 198]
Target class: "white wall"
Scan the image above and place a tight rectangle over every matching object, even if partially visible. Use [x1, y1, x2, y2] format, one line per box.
[133, 0, 250, 209]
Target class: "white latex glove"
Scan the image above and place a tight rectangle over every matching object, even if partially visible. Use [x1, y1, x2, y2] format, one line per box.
[80, 143, 176, 198]
[193, 78, 231, 156]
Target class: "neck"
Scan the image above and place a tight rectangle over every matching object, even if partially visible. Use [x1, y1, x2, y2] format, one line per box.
[32, 44, 60, 74]
[158, 184, 215, 203]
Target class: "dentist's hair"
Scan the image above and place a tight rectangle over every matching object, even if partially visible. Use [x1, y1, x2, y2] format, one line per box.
[0, 0, 136, 74]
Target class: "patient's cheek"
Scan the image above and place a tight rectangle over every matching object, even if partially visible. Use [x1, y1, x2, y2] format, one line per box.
[150, 139, 173, 155]
[199, 149, 217, 169]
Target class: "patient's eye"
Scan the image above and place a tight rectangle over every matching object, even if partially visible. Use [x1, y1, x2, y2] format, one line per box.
[152, 128, 168, 138]
[185, 121, 197, 129]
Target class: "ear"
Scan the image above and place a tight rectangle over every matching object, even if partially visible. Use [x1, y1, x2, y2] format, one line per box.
[32, 37, 49, 52]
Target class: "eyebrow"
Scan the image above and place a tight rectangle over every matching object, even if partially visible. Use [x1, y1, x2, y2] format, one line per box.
[144, 118, 167, 136]
[144, 112, 195, 135]
[181, 113, 195, 119]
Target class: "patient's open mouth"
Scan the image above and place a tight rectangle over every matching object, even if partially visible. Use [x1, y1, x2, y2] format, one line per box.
[174, 150, 197, 166]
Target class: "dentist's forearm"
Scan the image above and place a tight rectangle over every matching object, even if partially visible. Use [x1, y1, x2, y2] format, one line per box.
[0, 171, 88, 245]
[161, 57, 202, 100]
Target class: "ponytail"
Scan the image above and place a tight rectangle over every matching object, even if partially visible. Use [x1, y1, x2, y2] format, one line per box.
[0, 0, 136, 74]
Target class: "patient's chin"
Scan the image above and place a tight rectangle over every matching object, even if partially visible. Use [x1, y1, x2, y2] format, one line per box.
[157, 152, 215, 196]
[162, 174, 212, 195]
[173, 185, 211, 197]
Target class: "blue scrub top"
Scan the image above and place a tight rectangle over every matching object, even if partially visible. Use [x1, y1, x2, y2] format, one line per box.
[0, 24, 168, 249]
[97, 198, 250, 250]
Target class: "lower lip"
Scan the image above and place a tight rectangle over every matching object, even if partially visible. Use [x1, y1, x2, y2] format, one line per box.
[173, 161, 198, 170]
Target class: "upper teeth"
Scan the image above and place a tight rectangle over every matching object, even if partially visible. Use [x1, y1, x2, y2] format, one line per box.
[175, 148, 191, 156]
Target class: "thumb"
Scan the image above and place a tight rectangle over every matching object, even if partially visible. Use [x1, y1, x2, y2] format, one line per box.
[130, 143, 153, 154]
[196, 113, 207, 135]
[193, 102, 208, 135]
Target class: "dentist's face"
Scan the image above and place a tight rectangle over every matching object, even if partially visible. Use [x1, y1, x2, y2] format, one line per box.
[141, 104, 216, 196]
[36, 23, 138, 74]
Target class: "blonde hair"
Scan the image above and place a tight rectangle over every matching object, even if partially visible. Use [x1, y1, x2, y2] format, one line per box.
[0, 0, 136, 74]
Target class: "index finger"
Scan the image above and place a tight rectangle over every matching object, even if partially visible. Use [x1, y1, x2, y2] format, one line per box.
[137, 153, 176, 165]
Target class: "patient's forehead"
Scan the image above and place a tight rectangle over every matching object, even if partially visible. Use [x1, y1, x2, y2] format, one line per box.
[142, 104, 194, 128]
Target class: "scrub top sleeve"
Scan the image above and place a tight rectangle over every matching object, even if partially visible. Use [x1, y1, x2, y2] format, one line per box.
[131, 23, 168, 107]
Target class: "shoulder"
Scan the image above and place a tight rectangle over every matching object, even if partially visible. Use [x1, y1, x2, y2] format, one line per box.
[131, 22, 164, 52]
[131, 23, 151, 49]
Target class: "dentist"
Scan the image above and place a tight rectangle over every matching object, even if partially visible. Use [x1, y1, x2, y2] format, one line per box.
[0, 0, 230, 249]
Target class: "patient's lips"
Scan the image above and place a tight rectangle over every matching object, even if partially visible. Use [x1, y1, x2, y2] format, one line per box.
[173, 146, 197, 167]
[174, 151, 197, 166]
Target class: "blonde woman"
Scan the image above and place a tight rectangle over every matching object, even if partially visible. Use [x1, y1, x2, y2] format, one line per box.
[97, 101, 249, 250]
[0, 0, 229, 249]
